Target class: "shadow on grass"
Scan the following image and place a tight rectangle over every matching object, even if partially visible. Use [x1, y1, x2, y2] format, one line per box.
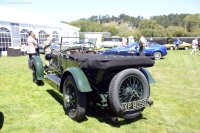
[46, 89, 63, 105]
[86, 106, 146, 127]
[46, 89, 87, 123]
[0, 112, 4, 130]
[159, 57, 165, 60]
[37, 80, 45, 86]
[46, 89, 146, 126]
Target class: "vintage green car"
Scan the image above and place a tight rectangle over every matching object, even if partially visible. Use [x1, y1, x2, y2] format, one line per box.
[31, 37, 156, 122]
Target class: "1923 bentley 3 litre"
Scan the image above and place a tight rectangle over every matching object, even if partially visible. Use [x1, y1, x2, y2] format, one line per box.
[31, 37, 156, 122]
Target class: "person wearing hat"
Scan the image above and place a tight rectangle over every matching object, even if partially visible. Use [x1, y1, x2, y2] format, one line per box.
[43, 34, 52, 66]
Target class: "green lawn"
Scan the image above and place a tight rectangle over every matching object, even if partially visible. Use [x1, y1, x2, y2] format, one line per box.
[0, 50, 200, 133]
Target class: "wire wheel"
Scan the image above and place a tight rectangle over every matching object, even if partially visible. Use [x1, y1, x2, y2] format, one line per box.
[119, 75, 144, 103]
[63, 75, 86, 121]
[109, 69, 150, 119]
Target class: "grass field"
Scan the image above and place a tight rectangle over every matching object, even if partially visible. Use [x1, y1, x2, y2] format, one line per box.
[0, 50, 200, 133]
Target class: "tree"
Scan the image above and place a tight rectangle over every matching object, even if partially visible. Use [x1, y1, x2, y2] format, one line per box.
[63, 13, 199, 38]
[138, 19, 164, 30]
[184, 14, 200, 32]
[166, 26, 187, 37]
[103, 24, 119, 36]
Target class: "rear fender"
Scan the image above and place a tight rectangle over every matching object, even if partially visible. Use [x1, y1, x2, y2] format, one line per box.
[32, 56, 44, 80]
[60, 67, 92, 93]
[140, 67, 156, 84]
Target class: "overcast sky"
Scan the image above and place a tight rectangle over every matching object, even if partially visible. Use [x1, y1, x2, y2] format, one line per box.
[1, 0, 200, 22]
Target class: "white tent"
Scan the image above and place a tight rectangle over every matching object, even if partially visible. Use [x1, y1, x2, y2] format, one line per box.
[0, 6, 79, 30]
[0, 6, 80, 55]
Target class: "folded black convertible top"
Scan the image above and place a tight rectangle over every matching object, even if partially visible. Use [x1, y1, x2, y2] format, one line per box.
[69, 54, 155, 70]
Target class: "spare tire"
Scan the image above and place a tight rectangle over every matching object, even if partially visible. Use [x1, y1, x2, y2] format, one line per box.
[108, 68, 150, 119]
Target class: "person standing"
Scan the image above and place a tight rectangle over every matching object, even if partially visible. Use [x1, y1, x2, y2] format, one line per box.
[27, 31, 37, 68]
[33, 34, 40, 56]
[190, 37, 198, 55]
[43, 34, 52, 66]
[122, 37, 127, 47]
[175, 38, 181, 51]
[138, 34, 147, 56]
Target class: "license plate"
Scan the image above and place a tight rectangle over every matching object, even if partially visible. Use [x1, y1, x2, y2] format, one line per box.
[121, 99, 147, 111]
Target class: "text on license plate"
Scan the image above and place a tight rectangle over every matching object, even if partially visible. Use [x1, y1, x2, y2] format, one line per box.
[121, 99, 147, 111]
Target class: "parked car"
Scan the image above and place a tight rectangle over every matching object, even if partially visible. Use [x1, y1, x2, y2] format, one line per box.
[96, 39, 122, 48]
[98, 42, 167, 60]
[30, 37, 155, 122]
[164, 42, 191, 50]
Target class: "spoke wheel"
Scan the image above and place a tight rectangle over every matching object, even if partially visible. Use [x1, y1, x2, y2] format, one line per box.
[63, 75, 86, 121]
[119, 75, 144, 103]
[109, 69, 150, 119]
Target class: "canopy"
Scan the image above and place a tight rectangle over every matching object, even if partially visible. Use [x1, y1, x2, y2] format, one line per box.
[0, 6, 79, 30]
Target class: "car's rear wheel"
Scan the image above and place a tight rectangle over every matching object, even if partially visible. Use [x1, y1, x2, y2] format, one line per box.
[185, 46, 189, 50]
[63, 75, 87, 121]
[108, 69, 150, 119]
[170, 47, 174, 50]
[153, 51, 162, 60]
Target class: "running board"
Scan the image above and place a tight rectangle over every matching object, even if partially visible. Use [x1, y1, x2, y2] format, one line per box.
[45, 74, 61, 92]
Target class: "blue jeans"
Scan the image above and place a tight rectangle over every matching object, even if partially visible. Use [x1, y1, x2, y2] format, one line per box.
[139, 47, 145, 56]
[28, 54, 36, 69]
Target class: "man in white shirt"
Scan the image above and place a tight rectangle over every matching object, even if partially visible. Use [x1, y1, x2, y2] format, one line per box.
[190, 37, 198, 55]
[27, 31, 37, 68]
[138, 34, 147, 56]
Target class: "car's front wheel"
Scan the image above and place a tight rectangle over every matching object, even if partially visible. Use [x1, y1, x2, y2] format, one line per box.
[108, 69, 150, 119]
[153, 51, 162, 60]
[63, 75, 87, 121]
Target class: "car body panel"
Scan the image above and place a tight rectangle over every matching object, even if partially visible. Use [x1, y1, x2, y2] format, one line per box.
[62, 67, 92, 92]
[140, 67, 156, 84]
[98, 42, 167, 59]
[32, 55, 44, 80]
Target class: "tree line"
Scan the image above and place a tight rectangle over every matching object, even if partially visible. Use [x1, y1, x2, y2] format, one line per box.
[62, 13, 200, 40]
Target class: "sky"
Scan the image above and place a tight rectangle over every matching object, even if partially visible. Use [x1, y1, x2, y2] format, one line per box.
[0, 0, 200, 22]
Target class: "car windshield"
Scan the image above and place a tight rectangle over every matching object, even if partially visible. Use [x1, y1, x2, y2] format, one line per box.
[58, 37, 97, 53]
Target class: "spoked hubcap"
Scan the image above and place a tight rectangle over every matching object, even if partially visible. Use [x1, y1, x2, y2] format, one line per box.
[154, 52, 161, 59]
[64, 83, 77, 115]
[119, 75, 144, 103]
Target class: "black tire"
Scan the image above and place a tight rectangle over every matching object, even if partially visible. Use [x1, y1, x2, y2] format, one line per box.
[108, 69, 150, 119]
[63, 75, 87, 121]
[31, 60, 42, 85]
[153, 51, 162, 60]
